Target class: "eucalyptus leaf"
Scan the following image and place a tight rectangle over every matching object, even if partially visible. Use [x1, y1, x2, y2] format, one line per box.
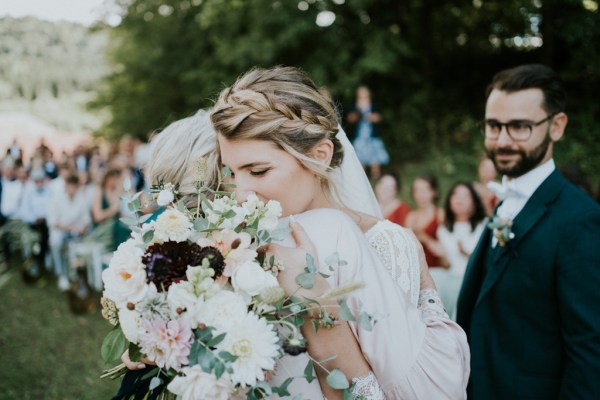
[339, 300, 356, 322]
[326, 369, 350, 390]
[303, 360, 316, 383]
[305, 253, 316, 273]
[295, 272, 315, 289]
[358, 312, 374, 331]
[207, 332, 227, 347]
[148, 376, 162, 391]
[142, 230, 154, 244]
[139, 213, 153, 223]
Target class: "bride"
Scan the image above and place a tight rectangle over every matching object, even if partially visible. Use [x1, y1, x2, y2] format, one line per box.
[211, 65, 469, 399]
[119, 68, 469, 399]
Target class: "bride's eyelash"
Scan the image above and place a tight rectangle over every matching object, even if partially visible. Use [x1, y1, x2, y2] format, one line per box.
[250, 168, 271, 176]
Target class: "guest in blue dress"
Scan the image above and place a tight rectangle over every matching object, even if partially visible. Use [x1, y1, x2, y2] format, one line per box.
[346, 86, 389, 180]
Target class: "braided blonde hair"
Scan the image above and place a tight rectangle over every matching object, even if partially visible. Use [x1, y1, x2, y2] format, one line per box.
[146, 109, 220, 208]
[210, 66, 344, 200]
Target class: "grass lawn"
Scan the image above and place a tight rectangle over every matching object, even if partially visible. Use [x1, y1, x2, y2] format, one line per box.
[0, 264, 120, 400]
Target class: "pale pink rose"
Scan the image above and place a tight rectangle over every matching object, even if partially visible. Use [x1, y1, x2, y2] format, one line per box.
[208, 230, 257, 276]
[139, 318, 193, 371]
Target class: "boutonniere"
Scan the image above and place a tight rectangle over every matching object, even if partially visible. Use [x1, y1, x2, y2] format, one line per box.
[487, 216, 515, 247]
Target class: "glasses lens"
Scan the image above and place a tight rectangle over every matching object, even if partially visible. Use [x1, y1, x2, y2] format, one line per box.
[507, 122, 532, 141]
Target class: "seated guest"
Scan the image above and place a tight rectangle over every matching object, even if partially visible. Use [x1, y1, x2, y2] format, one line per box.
[47, 174, 91, 291]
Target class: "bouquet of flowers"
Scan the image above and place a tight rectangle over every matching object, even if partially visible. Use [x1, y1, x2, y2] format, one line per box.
[100, 175, 372, 399]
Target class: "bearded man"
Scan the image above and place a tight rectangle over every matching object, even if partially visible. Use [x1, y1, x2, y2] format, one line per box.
[457, 64, 600, 399]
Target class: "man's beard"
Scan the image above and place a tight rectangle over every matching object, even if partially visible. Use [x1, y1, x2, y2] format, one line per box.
[485, 132, 551, 178]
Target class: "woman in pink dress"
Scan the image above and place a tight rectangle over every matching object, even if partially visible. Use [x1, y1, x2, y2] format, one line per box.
[211, 66, 469, 399]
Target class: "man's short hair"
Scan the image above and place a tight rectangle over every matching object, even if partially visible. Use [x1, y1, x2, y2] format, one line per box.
[65, 174, 80, 186]
[486, 64, 566, 116]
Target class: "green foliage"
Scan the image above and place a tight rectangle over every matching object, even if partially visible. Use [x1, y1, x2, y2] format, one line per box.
[101, 326, 129, 363]
[91, 0, 600, 191]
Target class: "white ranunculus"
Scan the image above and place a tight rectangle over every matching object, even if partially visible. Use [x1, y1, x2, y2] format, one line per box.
[156, 189, 175, 206]
[194, 290, 248, 333]
[102, 239, 148, 307]
[231, 260, 279, 301]
[167, 365, 233, 400]
[257, 215, 278, 232]
[264, 199, 282, 219]
[153, 208, 193, 242]
[242, 192, 262, 215]
[217, 312, 279, 387]
[119, 308, 144, 343]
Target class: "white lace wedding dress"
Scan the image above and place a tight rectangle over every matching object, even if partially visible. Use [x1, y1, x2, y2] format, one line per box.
[271, 210, 470, 400]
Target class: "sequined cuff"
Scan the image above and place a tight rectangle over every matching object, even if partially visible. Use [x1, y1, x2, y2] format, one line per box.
[418, 288, 449, 319]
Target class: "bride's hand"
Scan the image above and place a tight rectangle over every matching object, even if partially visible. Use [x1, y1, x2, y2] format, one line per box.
[259, 221, 329, 296]
[121, 349, 156, 370]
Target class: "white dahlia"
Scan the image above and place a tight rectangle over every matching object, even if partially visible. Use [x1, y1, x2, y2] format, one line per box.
[153, 208, 193, 242]
[167, 365, 233, 400]
[217, 312, 279, 387]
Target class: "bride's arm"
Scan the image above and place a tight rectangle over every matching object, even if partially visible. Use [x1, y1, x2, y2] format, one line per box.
[265, 222, 383, 399]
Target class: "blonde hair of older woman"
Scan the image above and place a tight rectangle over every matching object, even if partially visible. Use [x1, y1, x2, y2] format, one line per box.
[145, 109, 220, 208]
[210, 66, 345, 203]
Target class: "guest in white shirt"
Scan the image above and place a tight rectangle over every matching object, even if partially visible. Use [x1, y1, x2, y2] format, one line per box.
[435, 182, 486, 319]
[19, 169, 51, 267]
[47, 174, 91, 290]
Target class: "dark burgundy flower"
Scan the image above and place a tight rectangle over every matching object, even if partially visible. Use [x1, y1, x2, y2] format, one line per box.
[142, 241, 225, 291]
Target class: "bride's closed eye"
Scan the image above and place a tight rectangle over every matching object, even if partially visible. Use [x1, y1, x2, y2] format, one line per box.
[250, 168, 271, 176]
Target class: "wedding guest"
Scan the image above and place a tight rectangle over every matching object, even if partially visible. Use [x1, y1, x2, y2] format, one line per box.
[47, 174, 91, 291]
[473, 157, 499, 216]
[345, 86, 389, 180]
[457, 64, 600, 399]
[434, 182, 486, 319]
[406, 173, 447, 267]
[19, 169, 51, 268]
[375, 172, 411, 226]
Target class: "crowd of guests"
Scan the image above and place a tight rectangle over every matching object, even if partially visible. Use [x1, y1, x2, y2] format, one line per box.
[0, 137, 148, 292]
[373, 159, 495, 319]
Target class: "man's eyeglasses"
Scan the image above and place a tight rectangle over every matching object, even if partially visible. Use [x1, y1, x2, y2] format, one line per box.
[481, 114, 555, 142]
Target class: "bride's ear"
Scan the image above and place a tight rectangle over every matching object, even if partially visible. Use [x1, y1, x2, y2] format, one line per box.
[311, 139, 334, 167]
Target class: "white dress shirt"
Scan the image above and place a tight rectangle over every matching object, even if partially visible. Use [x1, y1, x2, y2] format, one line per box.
[0, 179, 25, 218]
[19, 182, 51, 223]
[47, 189, 91, 232]
[491, 159, 555, 246]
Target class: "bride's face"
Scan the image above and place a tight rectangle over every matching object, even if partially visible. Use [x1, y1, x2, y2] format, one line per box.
[218, 135, 325, 216]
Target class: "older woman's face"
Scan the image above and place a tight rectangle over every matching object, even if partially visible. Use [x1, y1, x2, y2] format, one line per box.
[218, 135, 324, 217]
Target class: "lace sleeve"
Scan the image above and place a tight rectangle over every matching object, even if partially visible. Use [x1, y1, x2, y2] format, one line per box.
[351, 372, 386, 399]
[366, 221, 421, 306]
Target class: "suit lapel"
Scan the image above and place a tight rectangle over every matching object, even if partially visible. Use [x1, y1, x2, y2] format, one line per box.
[475, 170, 566, 305]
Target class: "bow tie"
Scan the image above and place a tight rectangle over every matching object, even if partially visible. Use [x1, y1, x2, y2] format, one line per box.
[487, 181, 526, 201]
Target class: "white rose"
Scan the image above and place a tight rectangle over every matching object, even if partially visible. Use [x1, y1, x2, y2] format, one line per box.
[231, 260, 279, 301]
[153, 208, 192, 242]
[194, 290, 248, 332]
[102, 239, 148, 307]
[156, 189, 175, 206]
[242, 192, 262, 214]
[119, 308, 144, 343]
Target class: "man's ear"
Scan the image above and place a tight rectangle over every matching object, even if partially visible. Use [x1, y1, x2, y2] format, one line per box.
[549, 112, 568, 142]
[311, 139, 334, 167]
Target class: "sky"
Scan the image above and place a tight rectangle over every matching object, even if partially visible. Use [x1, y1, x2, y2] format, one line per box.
[0, 0, 110, 26]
